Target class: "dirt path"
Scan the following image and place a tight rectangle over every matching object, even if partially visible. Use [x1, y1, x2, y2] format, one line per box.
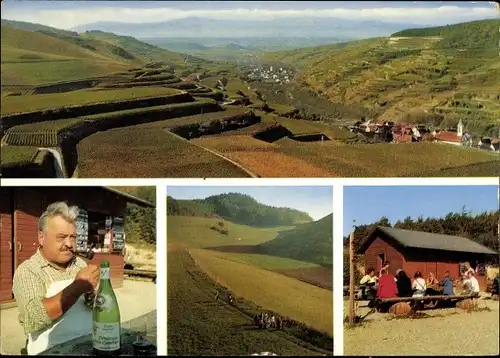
[167, 131, 258, 177]
[344, 299, 499, 355]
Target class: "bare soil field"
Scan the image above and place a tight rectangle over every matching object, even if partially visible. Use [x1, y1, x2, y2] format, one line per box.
[225, 151, 336, 177]
[343, 299, 500, 356]
[273, 267, 333, 291]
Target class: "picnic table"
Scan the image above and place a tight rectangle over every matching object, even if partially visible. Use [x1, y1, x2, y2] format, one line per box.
[40, 310, 157, 356]
[373, 293, 480, 312]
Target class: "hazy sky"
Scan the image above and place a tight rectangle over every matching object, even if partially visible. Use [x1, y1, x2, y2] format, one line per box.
[1, 1, 498, 30]
[343, 185, 499, 236]
[167, 185, 333, 221]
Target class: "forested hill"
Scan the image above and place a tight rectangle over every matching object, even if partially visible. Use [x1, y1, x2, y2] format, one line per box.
[391, 19, 499, 49]
[259, 213, 333, 267]
[344, 210, 500, 253]
[167, 193, 313, 227]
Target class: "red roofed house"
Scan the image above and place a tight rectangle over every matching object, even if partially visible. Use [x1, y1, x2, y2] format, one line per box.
[432, 119, 464, 145]
[358, 226, 498, 292]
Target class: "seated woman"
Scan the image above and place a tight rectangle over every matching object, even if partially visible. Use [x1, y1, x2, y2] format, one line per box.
[439, 271, 454, 296]
[377, 269, 398, 299]
[426, 272, 441, 296]
[396, 270, 413, 297]
[360, 268, 378, 300]
[412, 271, 427, 297]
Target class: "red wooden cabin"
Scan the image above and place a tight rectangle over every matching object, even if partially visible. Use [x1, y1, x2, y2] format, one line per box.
[0, 186, 154, 306]
[357, 226, 498, 292]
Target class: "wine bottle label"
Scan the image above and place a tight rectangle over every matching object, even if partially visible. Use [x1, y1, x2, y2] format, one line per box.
[100, 268, 110, 280]
[94, 293, 113, 313]
[92, 322, 120, 351]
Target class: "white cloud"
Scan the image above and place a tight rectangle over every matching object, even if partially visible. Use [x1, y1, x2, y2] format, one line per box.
[1, 5, 497, 30]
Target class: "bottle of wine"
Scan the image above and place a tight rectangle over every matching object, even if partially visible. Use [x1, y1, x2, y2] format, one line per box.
[92, 260, 121, 356]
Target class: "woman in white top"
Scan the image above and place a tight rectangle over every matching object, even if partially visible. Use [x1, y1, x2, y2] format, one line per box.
[412, 271, 427, 297]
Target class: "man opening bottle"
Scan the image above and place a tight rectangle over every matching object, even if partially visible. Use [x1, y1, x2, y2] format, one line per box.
[12, 202, 100, 355]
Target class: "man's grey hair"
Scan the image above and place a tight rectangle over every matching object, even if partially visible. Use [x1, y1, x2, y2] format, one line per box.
[38, 202, 79, 232]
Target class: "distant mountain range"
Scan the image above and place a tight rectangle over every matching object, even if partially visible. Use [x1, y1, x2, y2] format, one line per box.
[70, 17, 420, 40]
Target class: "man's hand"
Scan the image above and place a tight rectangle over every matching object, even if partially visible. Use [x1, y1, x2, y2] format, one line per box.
[42, 265, 99, 322]
[84, 290, 96, 309]
[74, 265, 100, 295]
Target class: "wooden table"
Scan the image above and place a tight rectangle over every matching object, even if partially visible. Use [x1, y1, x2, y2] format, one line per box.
[40, 310, 157, 355]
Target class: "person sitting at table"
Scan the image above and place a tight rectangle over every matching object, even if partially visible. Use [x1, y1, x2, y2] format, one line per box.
[412, 271, 427, 297]
[396, 270, 412, 297]
[360, 268, 378, 300]
[461, 271, 480, 296]
[12, 202, 100, 356]
[463, 262, 475, 277]
[426, 272, 439, 286]
[439, 271, 454, 296]
[379, 261, 390, 278]
[425, 272, 441, 295]
[377, 269, 398, 298]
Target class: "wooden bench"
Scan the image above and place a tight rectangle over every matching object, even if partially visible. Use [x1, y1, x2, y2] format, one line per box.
[373, 293, 480, 312]
[124, 269, 157, 283]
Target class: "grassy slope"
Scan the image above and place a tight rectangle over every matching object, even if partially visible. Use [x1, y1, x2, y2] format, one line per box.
[167, 251, 327, 356]
[259, 214, 333, 267]
[1, 20, 208, 85]
[190, 248, 333, 336]
[1, 87, 181, 115]
[0, 146, 39, 165]
[166, 216, 288, 251]
[260, 20, 500, 135]
[1, 26, 129, 85]
[203, 251, 321, 270]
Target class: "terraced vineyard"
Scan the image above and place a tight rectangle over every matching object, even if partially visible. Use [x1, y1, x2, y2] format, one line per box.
[3, 130, 61, 147]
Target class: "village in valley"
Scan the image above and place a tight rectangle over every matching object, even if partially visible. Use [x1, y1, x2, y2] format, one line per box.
[348, 118, 500, 151]
[343, 185, 500, 356]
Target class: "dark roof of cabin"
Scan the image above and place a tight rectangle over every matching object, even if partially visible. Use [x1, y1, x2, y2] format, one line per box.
[358, 226, 497, 255]
[103, 187, 155, 208]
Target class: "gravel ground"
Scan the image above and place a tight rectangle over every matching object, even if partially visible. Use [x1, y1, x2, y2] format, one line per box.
[344, 298, 499, 356]
[0, 280, 156, 355]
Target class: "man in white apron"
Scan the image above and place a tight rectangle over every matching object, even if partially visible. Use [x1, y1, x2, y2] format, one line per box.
[12, 202, 100, 355]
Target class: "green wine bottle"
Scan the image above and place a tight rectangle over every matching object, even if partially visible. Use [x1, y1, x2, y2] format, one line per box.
[92, 260, 121, 356]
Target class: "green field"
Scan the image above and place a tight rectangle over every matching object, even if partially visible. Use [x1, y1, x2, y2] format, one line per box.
[191, 248, 333, 335]
[167, 251, 331, 356]
[166, 194, 333, 355]
[166, 216, 287, 250]
[198, 251, 321, 270]
[1, 87, 182, 115]
[0, 146, 39, 166]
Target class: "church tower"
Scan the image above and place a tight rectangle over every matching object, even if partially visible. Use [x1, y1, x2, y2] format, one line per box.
[457, 119, 463, 137]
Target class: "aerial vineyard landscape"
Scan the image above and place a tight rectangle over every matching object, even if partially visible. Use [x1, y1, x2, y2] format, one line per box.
[1, 9, 499, 177]
[166, 190, 334, 355]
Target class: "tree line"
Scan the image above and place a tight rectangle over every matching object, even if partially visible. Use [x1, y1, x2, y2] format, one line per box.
[167, 192, 313, 227]
[391, 19, 498, 49]
[123, 186, 156, 245]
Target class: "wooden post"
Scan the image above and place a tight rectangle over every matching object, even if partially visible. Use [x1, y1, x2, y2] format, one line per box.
[348, 231, 355, 325]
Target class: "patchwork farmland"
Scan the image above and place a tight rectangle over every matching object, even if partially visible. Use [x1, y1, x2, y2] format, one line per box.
[1, 19, 498, 178]
[166, 194, 334, 356]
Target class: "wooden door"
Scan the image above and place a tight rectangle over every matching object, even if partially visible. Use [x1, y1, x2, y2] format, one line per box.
[0, 188, 14, 302]
[14, 188, 44, 269]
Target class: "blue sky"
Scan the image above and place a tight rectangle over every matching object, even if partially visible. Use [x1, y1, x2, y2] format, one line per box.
[343, 185, 499, 236]
[1, 1, 498, 30]
[167, 186, 333, 221]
